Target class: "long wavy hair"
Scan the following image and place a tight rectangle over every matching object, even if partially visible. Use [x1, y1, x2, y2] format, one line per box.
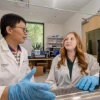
[57, 32, 88, 75]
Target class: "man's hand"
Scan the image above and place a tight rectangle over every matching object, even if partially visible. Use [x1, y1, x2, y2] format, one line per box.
[1, 87, 8, 100]
[76, 76, 99, 91]
[8, 68, 55, 100]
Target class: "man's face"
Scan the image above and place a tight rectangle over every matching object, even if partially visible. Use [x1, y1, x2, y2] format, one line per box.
[10, 21, 27, 44]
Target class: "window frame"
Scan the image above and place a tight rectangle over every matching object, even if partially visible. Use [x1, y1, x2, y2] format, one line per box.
[26, 21, 44, 50]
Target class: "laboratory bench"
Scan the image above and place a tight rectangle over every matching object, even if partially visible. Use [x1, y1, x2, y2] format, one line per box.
[29, 57, 53, 76]
[51, 87, 100, 100]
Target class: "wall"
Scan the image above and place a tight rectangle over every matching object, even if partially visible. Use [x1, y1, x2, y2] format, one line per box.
[64, 0, 100, 37]
[44, 23, 64, 50]
[0, 9, 64, 51]
[1, 0, 100, 51]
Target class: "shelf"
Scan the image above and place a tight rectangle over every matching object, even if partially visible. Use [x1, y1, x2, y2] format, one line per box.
[47, 36, 63, 50]
[48, 42, 62, 44]
[47, 47, 61, 48]
[56, 38, 63, 39]
[48, 37, 63, 39]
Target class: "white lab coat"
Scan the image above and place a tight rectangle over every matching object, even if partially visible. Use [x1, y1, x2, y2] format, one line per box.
[0, 38, 34, 98]
[46, 53, 99, 90]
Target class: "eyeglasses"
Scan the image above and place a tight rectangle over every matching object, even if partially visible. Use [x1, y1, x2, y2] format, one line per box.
[14, 26, 28, 33]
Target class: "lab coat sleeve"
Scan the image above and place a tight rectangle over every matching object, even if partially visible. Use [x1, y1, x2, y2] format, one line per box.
[46, 58, 58, 90]
[26, 64, 35, 82]
[26, 53, 35, 82]
[86, 53, 99, 77]
[0, 53, 6, 98]
[23, 48, 35, 82]
[0, 86, 6, 98]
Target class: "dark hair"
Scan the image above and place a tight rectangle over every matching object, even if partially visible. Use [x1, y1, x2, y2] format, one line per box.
[0, 13, 26, 37]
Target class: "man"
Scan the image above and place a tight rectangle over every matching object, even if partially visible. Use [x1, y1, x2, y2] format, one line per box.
[0, 13, 55, 100]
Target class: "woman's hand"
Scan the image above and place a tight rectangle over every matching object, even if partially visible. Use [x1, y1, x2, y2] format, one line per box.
[76, 76, 99, 91]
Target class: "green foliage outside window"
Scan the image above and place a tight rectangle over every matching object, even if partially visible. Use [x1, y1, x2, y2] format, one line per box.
[26, 23, 44, 50]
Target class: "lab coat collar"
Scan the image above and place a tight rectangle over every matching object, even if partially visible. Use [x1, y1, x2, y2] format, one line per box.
[20, 52, 24, 67]
[57, 55, 71, 82]
[0, 38, 9, 51]
[8, 45, 22, 52]
[63, 56, 79, 83]
[74, 57, 78, 63]
[57, 55, 82, 84]
[58, 55, 78, 64]
[1, 38, 17, 63]
[0, 38, 25, 68]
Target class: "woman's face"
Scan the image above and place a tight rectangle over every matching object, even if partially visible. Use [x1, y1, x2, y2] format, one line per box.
[64, 33, 77, 51]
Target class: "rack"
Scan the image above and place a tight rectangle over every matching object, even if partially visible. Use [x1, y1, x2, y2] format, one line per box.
[47, 37, 63, 49]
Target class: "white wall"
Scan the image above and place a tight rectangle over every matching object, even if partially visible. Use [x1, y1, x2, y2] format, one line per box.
[0, 9, 64, 51]
[64, 0, 100, 37]
[44, 23, 64, 49]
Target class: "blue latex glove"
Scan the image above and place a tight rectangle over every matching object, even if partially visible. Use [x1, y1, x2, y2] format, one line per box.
[76, 76, 99, 91]
[8, 67, 55, 100]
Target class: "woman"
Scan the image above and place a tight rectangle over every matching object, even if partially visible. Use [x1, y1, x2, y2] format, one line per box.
[46, 32, 99, 91]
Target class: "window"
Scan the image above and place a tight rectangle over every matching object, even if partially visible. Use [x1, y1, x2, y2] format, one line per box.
[86, 28, 100, 55]
[26, 22, 44, 50]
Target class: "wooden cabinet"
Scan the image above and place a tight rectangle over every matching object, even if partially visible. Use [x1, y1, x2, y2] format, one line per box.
[82, 15, 100, 52]
[29, 58, 53, 75]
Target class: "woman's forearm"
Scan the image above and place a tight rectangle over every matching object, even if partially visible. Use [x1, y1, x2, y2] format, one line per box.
[0, 87, 8, 100]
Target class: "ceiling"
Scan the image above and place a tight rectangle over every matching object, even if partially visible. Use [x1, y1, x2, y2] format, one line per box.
[0, 0, 92, 24]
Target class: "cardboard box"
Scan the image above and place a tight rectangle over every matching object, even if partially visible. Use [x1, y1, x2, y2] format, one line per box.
[34, 66, 43, 77]
[29, 62, 33, 69]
